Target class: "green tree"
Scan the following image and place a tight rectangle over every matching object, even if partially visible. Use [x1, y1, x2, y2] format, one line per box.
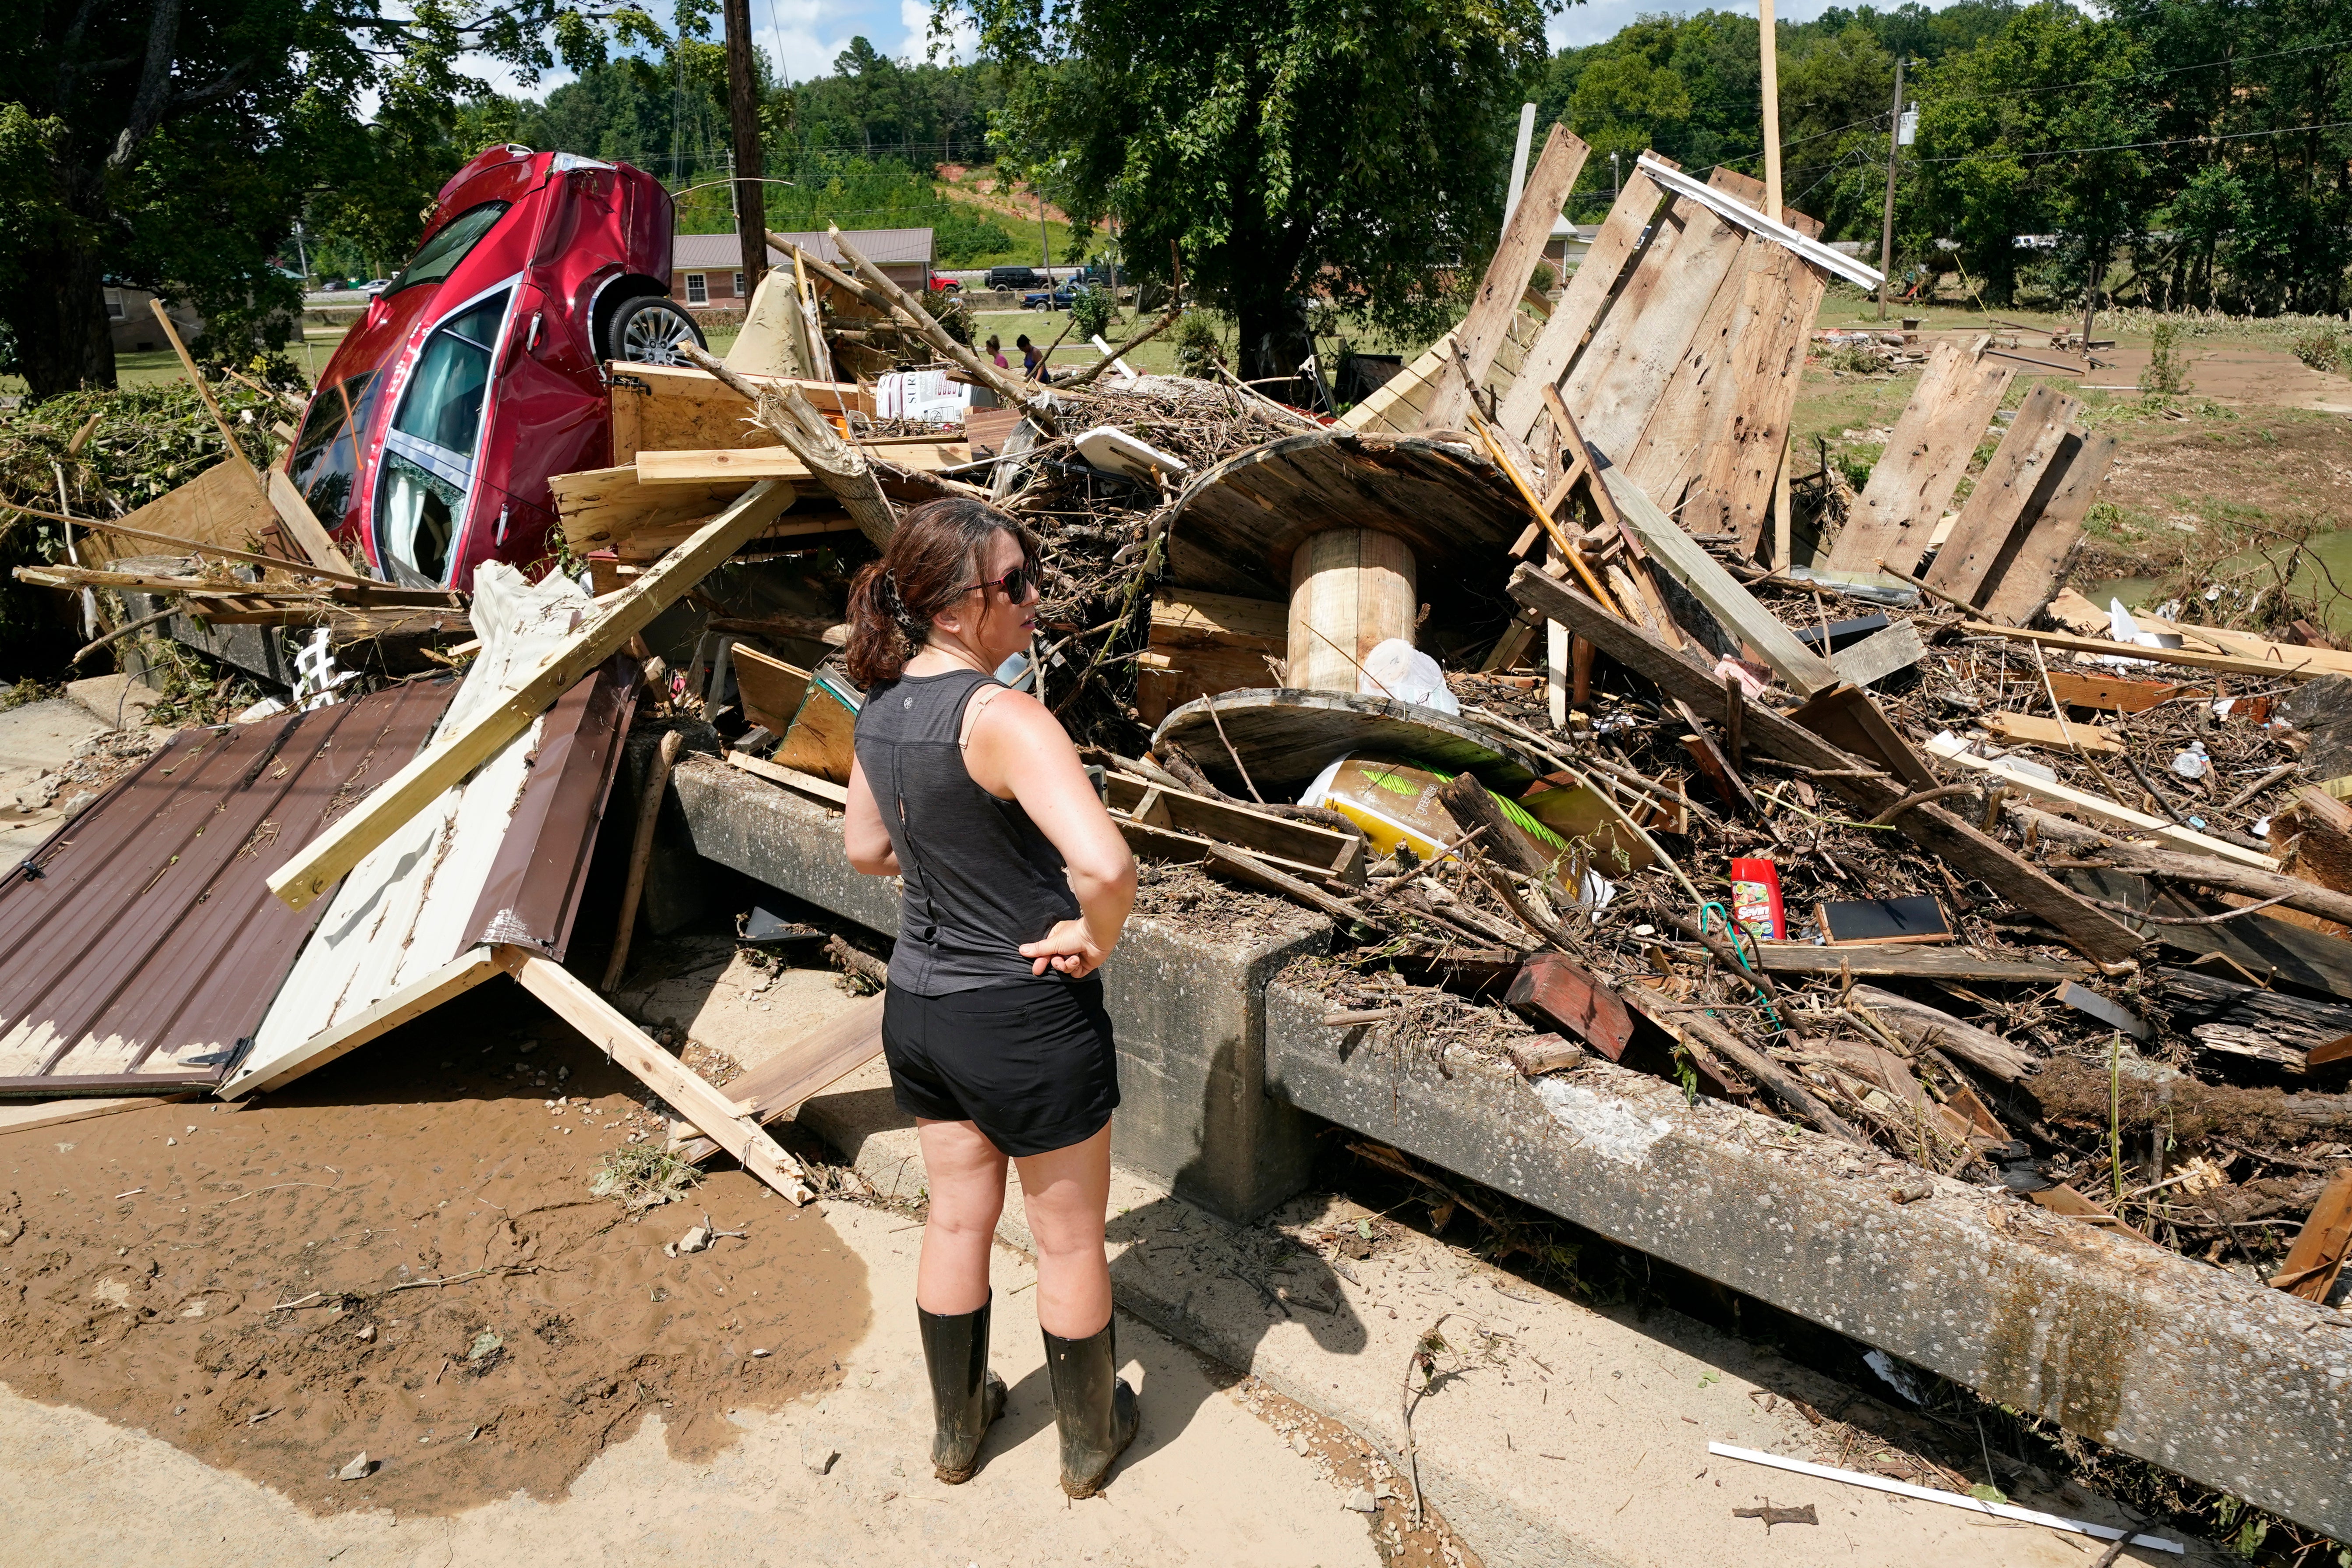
[955, 0, 1556, 379]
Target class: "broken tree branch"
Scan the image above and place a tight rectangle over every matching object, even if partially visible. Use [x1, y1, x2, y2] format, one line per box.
[680, 343, 895, 547]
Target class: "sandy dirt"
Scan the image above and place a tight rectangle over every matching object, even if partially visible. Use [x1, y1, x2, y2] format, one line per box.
[0, 992, 867, 1519]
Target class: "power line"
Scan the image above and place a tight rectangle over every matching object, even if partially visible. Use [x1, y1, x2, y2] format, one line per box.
[1909, 116, 2352, 163]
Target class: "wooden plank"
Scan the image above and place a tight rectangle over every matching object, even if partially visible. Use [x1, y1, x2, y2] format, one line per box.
[1978, 430, 2119, 627]
[2045, 670, 2191, 713]
[1338, 331, 1455, 434]
[1824, 338, 2015, 577]
[267, 482, 793, 911]
[726, 749, 849, 807]
[1921, 381, 2082, 605]
[1103, 771, 1363, 884]
[1845, 984, 2037, 1080]
[0, 1091, 198, 1136]
[1508, 565, 2144, 962]
[730, 644, 810, 735]
[1982, 711, 2124, 756]
[1151, 588, 1289, 648]
[1829, 621, 1926, 688]
[1706, 249, 1829, 553]
[1495, 164, 1672, 448]
[1566, 199, 1753, 465]
[265, 468, 358, 575]
[1921, 733, 2278, 869]
[1153, 688, 1547, 795]
[1424, 124, 1589, 430]
[608, 362, 872, 464]
[2064, 866, 2352, 1003]
[221, 949, 505, 1098]
[1752, 943, 2089, 982]
[498, 947, 814, 1204]
[674, 994, 888, 1163]
[1960, 622, 2343, 683]
[552, 464, 788, 554]
[1617, 232, 1767, 505]
[1601, 465, 1841, 696]
[2158, 965, 2352, 1070]
[615, 510, 856, 563]
[2270, 1169, 2352, 1302]
[637, 441, 968, 485]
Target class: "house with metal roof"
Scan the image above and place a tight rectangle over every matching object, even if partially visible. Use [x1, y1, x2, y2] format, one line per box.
[671, 227, 935, 310]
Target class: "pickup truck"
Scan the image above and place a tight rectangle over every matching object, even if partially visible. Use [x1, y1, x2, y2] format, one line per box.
[1022, 283, 1080, 311]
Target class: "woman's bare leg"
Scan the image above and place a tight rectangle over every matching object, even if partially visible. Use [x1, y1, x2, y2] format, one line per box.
[915, 1117, 1008, 1315]
[1013, 1121, 1114, 1338]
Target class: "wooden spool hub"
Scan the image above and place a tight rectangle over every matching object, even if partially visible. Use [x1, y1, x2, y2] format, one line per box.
[1287, 528, 1416, 693]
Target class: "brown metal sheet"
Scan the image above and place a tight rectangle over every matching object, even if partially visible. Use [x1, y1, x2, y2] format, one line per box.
[0, 680, 454, 1093]
[463, 654, 640, 957]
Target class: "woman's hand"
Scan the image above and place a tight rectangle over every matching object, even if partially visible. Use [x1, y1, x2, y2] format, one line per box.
[1019, 918, 1112, 979]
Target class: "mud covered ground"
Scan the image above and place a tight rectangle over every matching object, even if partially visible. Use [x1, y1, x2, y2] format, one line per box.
[0, 990, 867, 1519]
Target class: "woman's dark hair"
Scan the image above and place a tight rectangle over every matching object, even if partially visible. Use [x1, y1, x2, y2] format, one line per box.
[844, 498, 1038, 688]
[1016, 333, 1033, 350]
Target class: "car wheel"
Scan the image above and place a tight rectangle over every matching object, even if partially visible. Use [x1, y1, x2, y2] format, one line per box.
[610, 295, 706, 366]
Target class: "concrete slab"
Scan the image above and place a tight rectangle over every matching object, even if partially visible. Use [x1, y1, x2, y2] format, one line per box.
[64, 671, 160, 731]
[1261, 975, 2349, 1545]
[0, 696, 112, 858]
[0, 1199, 1396, 1568]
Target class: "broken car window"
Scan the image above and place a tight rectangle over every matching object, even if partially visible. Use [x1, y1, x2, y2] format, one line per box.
[285, 369, 383, 525]
[379, 287, 512, 586]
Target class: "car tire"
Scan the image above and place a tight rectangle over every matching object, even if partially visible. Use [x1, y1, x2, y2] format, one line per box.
[608, 295, 706, 366]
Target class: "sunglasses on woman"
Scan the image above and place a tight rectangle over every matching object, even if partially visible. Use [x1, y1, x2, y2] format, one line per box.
[964, 560, 1041, 600]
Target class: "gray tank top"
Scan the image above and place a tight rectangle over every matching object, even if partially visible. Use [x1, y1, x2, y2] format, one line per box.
[854, 666, 1081, 994]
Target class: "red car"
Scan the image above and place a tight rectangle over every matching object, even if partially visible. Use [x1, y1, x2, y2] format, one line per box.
[284, 144, 703, 590]
[927, 271, 963, 293]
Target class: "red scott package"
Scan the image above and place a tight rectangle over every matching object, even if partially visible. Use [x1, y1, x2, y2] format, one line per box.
[1729, 858, 1785, 942]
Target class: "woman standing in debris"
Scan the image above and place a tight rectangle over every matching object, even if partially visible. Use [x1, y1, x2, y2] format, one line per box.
[986, 333, 1009, 370]
[841, 498, 1140, 1497]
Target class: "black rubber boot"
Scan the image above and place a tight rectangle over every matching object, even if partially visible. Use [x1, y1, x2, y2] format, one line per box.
[1042, 1318, 1138, 1498]
[918, 1293, 1006, 1483]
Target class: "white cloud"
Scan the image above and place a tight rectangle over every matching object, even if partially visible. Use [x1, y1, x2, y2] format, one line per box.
[1547, 0, 1975, 52]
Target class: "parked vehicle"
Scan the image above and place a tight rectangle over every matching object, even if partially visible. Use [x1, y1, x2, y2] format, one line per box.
[986, 265, 1042, 291]
[358, 279, 392, 296]
[1023, 283, 1080, 311]
[926, 271, 962, 293]
[282, 143, 699, 592]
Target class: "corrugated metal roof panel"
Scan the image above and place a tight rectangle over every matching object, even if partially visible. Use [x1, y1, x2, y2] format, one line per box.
[0, 681, 453, 1094]
[674, 228, 934, 271]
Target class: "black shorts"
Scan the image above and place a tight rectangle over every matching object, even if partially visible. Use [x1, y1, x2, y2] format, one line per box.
[881, 974, 1120, 1157]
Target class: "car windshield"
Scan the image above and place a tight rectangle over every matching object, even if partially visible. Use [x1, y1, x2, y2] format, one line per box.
[388, 202, 509, 297]
[285, 370, 384, 524]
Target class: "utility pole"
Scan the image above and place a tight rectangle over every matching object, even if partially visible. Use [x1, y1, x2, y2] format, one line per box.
[722, 0, 767, 298]
[1759, 0, 1782, 218]
[1610, 150, 1621, 202]
[1877, 57, 1906, 320]
[1038, 194, 1051, 277]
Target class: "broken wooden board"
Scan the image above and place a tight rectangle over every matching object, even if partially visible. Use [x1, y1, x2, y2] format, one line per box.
[1600, 464, 1841, 696]
[498, 946, 813, 1203]
[608, 362, 872, 463]
[83, 456, 301, 569]
[1494, 160, 1674, 449]
[1981, 711, 2124, 756]
[727, 749, 849, 808]
[1828, 620, 1927, 689]
[1423, 123, 1589, 431]
[1964, 622, 2349, 683]
[267, 482, 794, 911]
[1509, 565, 2144, 963]
[1787, 683, 1937, 790]
[614, 510, 858, 564]
[673, 993, 887, 1163]
[1135, 589, 1289, 727]
[2027, 1183, 2154, 1243]
[1922, 733, 2278, 870]
[0, 1091, 198, 1137]
[1845, 984, 2037, 1082]
[1978, 429, 2118, 627]
[1920, 381, 2083, 607]
[225, 950, 505, 1098]
[2045, 670, 2193, 713]
[1504, 952, 1636, 1060]
[553, 464, 793, 554]
[1153, 688, 1546, 796]
[1163, 430, 1529, 601]
[730, 644, 811, 736]
[2270, 1169, 2352, 1302]
[1823, 338, 2014, 578]
[1752, 943, 2087, 982]
[1105, 771, 1364, 885]
[2158, 965, 2352, 1072]
[265, 467, 358, 574]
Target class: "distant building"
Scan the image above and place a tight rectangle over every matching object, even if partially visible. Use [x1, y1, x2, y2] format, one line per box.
[671, 228, 934, 308]
[103, 283, 204, 355]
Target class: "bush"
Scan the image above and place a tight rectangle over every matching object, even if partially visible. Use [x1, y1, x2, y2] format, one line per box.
[916, 289, 975, 347]
[1172, 311, 1222, 378]
[2140, 323, 2192, 399]
[2293, 330, 2341, 374]
[1068, 285, 1115, 342]
[1529, 261, 1557, 295]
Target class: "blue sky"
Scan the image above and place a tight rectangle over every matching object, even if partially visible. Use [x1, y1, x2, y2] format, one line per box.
[473, 0, 1953, 102]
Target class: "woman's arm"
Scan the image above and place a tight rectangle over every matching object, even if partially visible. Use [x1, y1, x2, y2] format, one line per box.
[843, 755, 901, 876]
[967, 689, 1135, 978]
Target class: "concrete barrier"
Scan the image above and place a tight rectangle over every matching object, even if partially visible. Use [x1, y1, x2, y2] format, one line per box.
[664, 751, 1331, 1219]
[1260, 974, 2352, 1541]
